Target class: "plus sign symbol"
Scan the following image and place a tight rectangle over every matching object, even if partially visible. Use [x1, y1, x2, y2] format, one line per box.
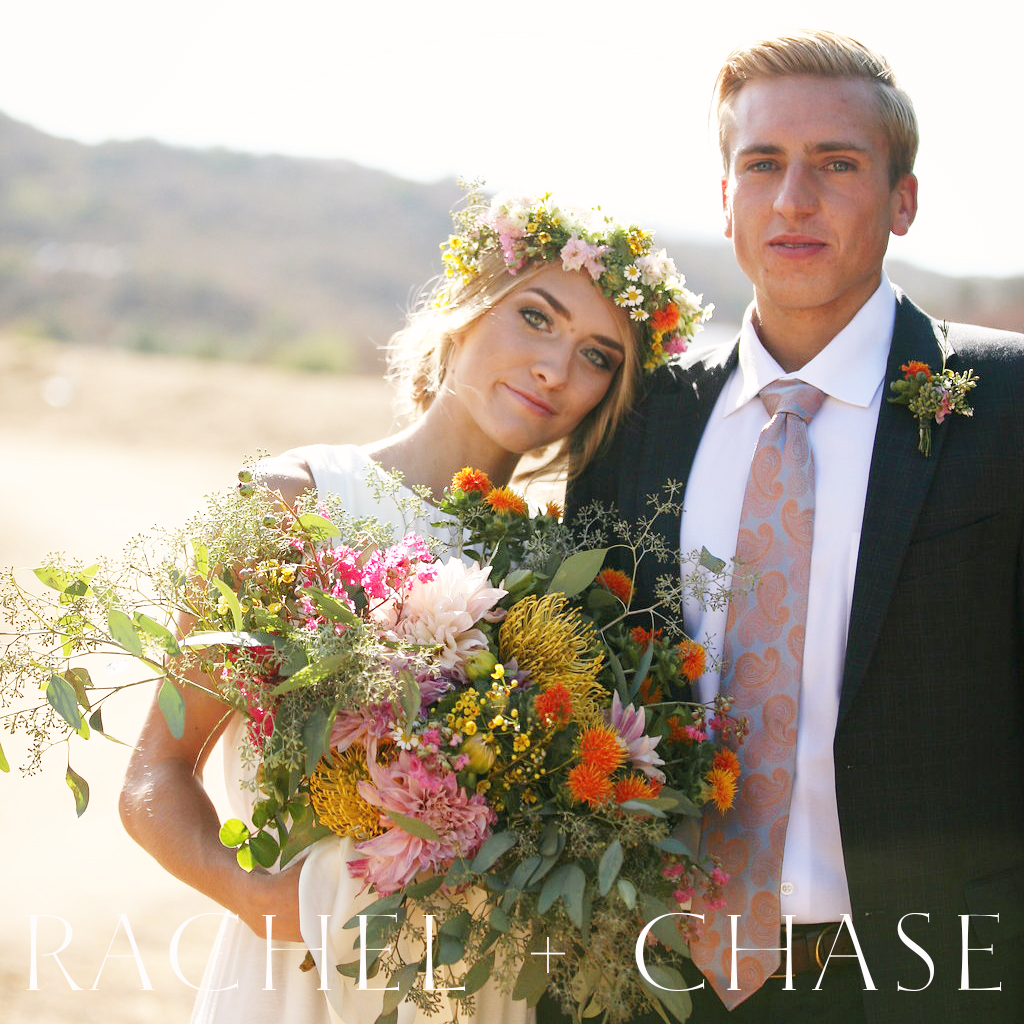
[531, 936, 565, 973]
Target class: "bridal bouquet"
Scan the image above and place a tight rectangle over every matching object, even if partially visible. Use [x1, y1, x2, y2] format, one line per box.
[0, 461, 741, 1024]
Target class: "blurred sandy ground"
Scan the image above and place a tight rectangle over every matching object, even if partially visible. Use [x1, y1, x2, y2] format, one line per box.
[0, 335, 400, 1023]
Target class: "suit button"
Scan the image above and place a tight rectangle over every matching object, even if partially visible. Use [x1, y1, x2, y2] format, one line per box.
[780, 881, 795, 896]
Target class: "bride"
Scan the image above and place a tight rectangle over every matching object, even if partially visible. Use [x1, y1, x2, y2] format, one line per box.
[118, 188, 708, 1022]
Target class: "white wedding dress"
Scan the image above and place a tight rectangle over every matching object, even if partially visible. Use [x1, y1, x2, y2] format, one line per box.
[190, 445, 533, 1024]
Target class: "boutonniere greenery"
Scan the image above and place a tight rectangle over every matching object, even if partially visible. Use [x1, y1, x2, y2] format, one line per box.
[887, 332, 978, 456]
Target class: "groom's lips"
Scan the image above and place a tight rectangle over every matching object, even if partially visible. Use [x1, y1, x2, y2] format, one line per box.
[768, 233, 828, 257]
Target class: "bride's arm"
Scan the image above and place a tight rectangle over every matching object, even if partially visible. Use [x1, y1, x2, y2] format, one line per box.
[119, 454, 316, 942]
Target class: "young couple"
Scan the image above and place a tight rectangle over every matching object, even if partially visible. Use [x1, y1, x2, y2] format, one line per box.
[120, 29, 1024, 1024]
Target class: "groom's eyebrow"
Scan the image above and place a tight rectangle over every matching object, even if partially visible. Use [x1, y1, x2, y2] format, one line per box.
[525, 287, 626, 354]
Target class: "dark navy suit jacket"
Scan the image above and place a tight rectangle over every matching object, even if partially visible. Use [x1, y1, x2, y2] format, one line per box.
[566, 292, 1024, 1023]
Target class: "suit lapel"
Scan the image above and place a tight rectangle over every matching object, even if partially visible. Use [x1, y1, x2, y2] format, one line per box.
[839, 294, 949, 719]
[635, 343, 739, 605]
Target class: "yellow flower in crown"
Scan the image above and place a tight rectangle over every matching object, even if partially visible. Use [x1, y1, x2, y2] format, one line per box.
[436, 184, 713, 372]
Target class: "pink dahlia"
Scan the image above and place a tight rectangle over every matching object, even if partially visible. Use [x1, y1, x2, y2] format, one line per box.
[349, 751, 494, 894]
[372, 559, 505, 673]
[608, 691, 666, 782]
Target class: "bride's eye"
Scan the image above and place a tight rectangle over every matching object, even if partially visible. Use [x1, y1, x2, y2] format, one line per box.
[582, 345, 613, 371]
[520, 307, 551, 329]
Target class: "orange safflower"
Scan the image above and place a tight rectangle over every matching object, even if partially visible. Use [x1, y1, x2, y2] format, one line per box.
[596, 568, 634, 605]
[666, 714, 690, 743]
[544, 500, 564, 520]
[677, 640, 707, 682]
[713, 748, 741, 779]
[630, 625, 663, 647]
[901, 361, 932, 381]
[451, 467, 493, 495]
[578, 725, 626, 774]
[567, 762, 613, 807]
[613, 772, 659, 805]
[638, 676, 663, 705]
[534, 682, 573, 728]
[651, 302, 680, 334]
[485, 486, 528, 516]
[706, 766, 737, 813]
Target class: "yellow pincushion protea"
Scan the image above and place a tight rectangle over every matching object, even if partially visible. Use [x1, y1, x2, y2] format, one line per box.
[499, 593, 606, 725]
[309, 747, 383, 840]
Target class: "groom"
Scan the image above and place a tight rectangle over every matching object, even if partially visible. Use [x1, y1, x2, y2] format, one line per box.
[565, 29, 1023, 1024]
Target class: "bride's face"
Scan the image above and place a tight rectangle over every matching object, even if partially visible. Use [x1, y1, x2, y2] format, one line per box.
[445, 264, 631, 456]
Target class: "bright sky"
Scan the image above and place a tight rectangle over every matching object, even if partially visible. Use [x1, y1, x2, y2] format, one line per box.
[3, 0, 1020, 279]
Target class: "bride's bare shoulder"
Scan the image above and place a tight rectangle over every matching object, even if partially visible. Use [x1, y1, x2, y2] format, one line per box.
[256, 452, 316, 505]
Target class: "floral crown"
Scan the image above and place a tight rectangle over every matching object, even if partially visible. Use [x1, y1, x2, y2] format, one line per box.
[437, 187, 713, 372]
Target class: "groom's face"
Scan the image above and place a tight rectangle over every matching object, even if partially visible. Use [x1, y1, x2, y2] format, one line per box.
[721, 75, 917, 340]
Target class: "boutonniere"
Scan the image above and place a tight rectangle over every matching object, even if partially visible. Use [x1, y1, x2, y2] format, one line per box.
[887, 334, 978, 456]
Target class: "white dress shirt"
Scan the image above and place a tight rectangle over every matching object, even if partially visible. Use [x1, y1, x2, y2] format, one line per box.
[680, 274, 897, 923]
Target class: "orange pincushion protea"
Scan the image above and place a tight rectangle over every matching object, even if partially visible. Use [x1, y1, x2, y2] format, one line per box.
[534, 682, 573, 728]
[567, 762, 613, 808]
[613, 772, 660, 805]
[578, 725, 626, 774]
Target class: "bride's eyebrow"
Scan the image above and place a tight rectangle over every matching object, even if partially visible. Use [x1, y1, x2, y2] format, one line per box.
[521, 287, 625, 355]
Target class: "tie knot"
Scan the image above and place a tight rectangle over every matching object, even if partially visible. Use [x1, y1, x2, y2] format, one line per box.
[759, 379, 825, 423]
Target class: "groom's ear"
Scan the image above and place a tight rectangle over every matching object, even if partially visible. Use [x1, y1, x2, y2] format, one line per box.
[889, 172, 918, 237]
[722, 177, 733, 240]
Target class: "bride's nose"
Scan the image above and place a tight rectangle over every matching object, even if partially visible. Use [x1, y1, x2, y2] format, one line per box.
[530, 341, 571, 389]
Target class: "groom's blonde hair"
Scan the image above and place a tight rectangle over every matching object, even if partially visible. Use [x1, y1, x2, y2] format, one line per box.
[714, 29, 919, 186]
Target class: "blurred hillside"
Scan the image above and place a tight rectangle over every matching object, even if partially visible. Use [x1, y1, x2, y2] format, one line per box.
[1, 110, 1021, 374]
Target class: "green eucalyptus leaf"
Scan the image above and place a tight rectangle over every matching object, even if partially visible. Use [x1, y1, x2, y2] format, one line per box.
[343, 891, 405, 929]
[297, 512, 341, 540]
[537, 864, 571, 915]
[87, 708, 131, 746]
[46, 674, 83, 730]
[607, 649, 629, 701]
[507, 854, 543, 893]
[33, 565, 73, 592]
[469, 830, 518, 872]
[107, 608, 145, 658]
[65, 765, 89, 816]
[219, 818, 250, 848]
[436, 933, 466, 966]
[249, 830, 280, 868]
[302, 706, 332, 776]
[311, 591, 360, 626]
[546, 547, 609, 598]
[487, 905, 511, 934]
[134, 613, 182, 656]
[211, 578, 244, 632]
[404, 875, 445, 899]
[438, 909, 471, 939]
[271, 652, 348, 695]
[388, 811, 440, 842]
[617, 877, 638, 909]
[236, 845, 255, 872]
[512, 954, 549, 1005]
[462, 951, 496, 994]
[698, 546, 727, 575]
[381, 962, 420, 1014]
[191, 539, 210, 578]
[399, 671, 421, 728]
[157, 679, 186, 739]
[598, 839, 624, 895]
[640, 965, 693, 1023]
[538, 822, 564, 858]
[0, 739, 9, 773]
[563, 863, 587, 928]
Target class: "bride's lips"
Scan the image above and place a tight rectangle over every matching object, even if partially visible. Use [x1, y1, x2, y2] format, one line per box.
[768, 233, 828, 257]
[503, 383, 556, 416]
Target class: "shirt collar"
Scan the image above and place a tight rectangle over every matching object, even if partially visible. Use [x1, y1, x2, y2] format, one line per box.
[726, 273, 897, 416]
